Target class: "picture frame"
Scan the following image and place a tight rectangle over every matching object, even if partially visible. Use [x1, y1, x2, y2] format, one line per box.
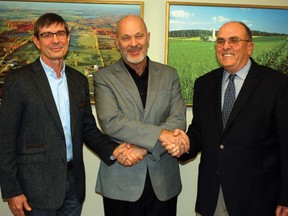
[0, 0, 144, 104]
[165, 2, 288, 106]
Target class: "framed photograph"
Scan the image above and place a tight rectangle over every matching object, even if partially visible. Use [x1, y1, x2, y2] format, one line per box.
[165, 2, 288, 105]
[0, 0, 144, 104]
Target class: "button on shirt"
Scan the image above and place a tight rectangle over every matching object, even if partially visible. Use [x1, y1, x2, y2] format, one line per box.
[221, 59, 251, 109]
[40, 57, 73, 162]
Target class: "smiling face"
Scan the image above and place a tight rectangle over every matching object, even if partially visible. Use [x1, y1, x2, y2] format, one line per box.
[114, 15, 150, 68]
[216, 22, 254, 73]
[32, 22, 70, 66]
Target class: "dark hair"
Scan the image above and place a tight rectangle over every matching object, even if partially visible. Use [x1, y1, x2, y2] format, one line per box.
[34, 13, 70, 39]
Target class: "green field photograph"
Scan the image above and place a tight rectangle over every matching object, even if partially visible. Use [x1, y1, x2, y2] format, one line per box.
[166, 3, 288, 105]
[0, 0, 143, 103]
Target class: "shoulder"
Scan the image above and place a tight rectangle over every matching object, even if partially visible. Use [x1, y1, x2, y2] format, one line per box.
[65, 65, 87, 81]
[4, 62, 35, 84]
[150, 59, 177, 73]
[94, 59, 121, 78]
[251, 60, 288, 82]
[196, 67, 221, 83]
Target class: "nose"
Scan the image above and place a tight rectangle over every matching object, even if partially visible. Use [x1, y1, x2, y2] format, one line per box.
[52, 34, 59, 42]
[222, 41, 232, 49]
[130, 37, 137, 46]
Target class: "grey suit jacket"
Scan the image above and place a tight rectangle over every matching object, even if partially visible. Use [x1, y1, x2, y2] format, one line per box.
[0, 58, 118, 210]
[93, 58, 186, 201]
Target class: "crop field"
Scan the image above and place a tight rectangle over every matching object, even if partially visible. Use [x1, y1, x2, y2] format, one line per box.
[168, 36, 288, 105]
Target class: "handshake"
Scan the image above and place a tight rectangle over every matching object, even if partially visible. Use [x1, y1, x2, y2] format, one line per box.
[113, 129, 190, 167]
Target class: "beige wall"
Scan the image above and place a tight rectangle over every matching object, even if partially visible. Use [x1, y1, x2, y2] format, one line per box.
[1, 0, 287, 215]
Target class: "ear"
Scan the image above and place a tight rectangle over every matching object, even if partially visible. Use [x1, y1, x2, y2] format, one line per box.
[114, 37, 120, 50]
[32, 35, 40, 50]
[247, 41, 254, 56]
[147, 32, 151, 48]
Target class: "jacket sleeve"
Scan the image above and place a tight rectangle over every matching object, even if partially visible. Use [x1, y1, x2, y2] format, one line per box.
[0, 74, 24, 198]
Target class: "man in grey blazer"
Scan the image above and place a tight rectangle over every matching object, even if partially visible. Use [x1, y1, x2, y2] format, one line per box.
[93, 15, 189, 216]
[0, 13, 133, 216]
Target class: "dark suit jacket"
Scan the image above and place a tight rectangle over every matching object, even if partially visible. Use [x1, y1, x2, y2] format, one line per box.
[0, 58, 118, 210]
[182, 58, 288, 216]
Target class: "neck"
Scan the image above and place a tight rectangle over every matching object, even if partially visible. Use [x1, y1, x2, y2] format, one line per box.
[42, 56, 63, 79]
[125, 58, 147, 76]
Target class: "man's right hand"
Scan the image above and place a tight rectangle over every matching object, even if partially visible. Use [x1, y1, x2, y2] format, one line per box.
[113, 143, 147, 167]
[8, 194, 32, 216]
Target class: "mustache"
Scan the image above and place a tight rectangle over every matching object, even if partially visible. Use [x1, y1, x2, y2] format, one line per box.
[128, 46, 141, 52]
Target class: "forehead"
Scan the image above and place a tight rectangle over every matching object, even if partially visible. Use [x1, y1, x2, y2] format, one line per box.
[217, 23, 246, 38]
[118, 17, 146, 36]
[39, 23, 65, 31]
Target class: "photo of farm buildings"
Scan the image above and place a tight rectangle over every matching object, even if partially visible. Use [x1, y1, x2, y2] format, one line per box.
[168, 5, 288, 104]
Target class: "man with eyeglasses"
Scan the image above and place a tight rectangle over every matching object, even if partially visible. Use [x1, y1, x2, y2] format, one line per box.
[0, 13, 139, 216]
[174, 21, 288, 216]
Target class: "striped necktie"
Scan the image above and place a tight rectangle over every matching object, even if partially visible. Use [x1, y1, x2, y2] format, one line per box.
[222, 74, 236, 128]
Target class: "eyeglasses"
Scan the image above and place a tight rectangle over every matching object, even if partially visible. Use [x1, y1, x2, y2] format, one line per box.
[216, 37, 251, 47]
[39, 30, 67, 39]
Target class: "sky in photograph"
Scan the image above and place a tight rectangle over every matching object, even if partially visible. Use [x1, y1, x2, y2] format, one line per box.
[169, 4, 288, 34]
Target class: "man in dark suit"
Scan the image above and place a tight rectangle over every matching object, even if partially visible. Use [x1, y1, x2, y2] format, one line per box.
[0, 13, 138, 216]
[176, 21, 288, 216]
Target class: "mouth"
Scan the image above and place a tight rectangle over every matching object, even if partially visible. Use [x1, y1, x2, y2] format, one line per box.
[50, 46, 63, 51]
[222, 53, 234, 57]
[128, 47, 141, 55]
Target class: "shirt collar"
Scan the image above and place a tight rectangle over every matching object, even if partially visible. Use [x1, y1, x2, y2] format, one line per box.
[40, 57, 66, 79]
[223, 59, 251, 82]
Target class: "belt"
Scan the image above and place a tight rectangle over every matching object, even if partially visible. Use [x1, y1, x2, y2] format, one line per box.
[67, 160, 73, 169]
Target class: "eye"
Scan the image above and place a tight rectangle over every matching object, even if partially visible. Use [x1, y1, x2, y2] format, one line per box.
[41, 32, 53, 38]
[56, 31, 67, 37]
[216, 38, 225, 45]
[122, 36, 130, 41]
[229, 37, 240, 45]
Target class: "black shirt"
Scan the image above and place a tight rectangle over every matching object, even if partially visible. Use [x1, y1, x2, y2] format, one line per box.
[123, 58, 149, 108]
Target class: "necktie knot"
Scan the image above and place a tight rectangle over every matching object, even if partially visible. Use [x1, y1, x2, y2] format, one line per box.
[228, 74, 236, 81]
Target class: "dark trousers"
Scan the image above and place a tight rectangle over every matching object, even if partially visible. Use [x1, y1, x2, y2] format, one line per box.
[103, 172, 178, 216]
[25, 167, 82, 216]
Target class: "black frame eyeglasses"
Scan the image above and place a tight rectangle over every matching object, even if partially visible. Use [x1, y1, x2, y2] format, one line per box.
[39, 30, 67, 39]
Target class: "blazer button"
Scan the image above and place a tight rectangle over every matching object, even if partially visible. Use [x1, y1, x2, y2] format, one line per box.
[220, 144, 224, 149]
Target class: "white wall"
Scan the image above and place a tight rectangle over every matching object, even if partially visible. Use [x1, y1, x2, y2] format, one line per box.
[1, 0, 287, 215]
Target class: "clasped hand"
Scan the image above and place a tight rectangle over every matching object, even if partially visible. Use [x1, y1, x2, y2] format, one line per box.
[113, 143, 147, 167]
[160, 129, 190, 158]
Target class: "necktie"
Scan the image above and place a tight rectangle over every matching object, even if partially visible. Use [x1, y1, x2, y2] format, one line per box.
[222, 74, 236, 128]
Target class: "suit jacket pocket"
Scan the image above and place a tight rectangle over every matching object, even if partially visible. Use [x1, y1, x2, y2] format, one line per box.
[17, 152, 44, 165]
[78, 101, 87, 109]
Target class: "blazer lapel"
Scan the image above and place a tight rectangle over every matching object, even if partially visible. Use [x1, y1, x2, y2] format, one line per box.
[211, 70, 224, 132]
[113, 60, 144, 112]
[30, 59, 64, 134]
[65, 68, 78, 137]
[144, 61, 160, 119]
[225, 62, 260, 129]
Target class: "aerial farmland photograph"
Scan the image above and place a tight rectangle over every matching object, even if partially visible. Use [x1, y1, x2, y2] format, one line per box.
[167, 3, 288, 105]
[0, 0, 142, 102]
